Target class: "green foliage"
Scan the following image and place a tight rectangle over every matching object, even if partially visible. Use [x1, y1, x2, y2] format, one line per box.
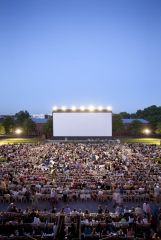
[15, 110, 30, 126]
[15, 111, 36, 136]
[119, 112, 131, 118]
[43, 119, 53, 138]
[155, 122, 161, 135]
[23, 118, 37, 136]
[0, 124, 5, 135]
[112, 114, 124, 136]
[135, 105, 161, 128]
[2, 116, 15, 134]
[121, 105, 161, 135]
[1, 111, 37, 136]
[127, 120, 142, 136]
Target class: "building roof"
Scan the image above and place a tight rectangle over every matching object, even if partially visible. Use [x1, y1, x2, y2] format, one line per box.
[32, 118, 48, 124]
[122, 118, 149, 124]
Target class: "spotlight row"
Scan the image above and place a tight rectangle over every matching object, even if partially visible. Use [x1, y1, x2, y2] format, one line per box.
[53, 105, 112, 112]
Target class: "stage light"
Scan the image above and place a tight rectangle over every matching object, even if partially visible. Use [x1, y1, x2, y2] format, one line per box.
[71, 106, 76, 111]
[106, 106, 112, 111]
[98, 106, 103, 111]
[15, 128, 23, 135]
[80, 106, 85, 111]
[53, 106, 58, 111]
[62, 106, 67, 111]
[88, 105, 95, 112]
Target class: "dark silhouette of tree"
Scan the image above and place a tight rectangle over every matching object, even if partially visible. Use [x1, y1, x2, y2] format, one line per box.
[155, 122, 161, 135]
[15, 110, 30, 126]
[43, 119, 53, 138]
[128, 120, 142, 136]
[112, 114, 124, 136]
[120, 112, 131, 118]
[15, 110, 36, 136]
[118, 105, 161, 134]
[2, 116, 15, 134]
[23, 118, 37, 136]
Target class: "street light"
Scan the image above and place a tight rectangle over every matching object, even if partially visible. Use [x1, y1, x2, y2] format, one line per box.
[143, 128, 151, 135]
[15, 128, 23, 135]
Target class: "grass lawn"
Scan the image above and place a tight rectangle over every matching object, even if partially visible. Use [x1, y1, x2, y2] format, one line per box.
[122, 138, 161, 145]
[0, 137, 160, 146]
[0, 138, 41, 145]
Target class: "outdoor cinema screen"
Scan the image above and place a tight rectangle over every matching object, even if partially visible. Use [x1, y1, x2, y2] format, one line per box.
[53, 111, 112, 137]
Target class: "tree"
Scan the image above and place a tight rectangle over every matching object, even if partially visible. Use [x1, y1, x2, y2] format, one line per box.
[15, 110, 30, 126]
[120, 112, 131, 118]
[155, 122, 161, 135]
[112, 114, 124, 136]
[128, 120, 142, 136]
[23, 118, 37, 136]
[135, 105, 161, 128]
[118, 105, 161, 134]
[14, 110, 37, 136]
[2, 116, 15, 134]
[43, 119, 53, 138]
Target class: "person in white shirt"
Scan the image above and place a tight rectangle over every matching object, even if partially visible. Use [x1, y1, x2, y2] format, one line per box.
[33, 216, 41, 225]
[142, 217, 148, 224]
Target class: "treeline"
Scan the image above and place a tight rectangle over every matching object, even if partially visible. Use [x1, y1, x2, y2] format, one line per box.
[113, 105, 161, 136]
[0, 111, 52, 137]
[0, 105, 161, 137]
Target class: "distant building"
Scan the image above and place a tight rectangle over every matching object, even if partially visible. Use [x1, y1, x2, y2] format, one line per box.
[32, 114, 45, 119]
[44, 114, 52, 120]
[31, 114, 52, 119]
[122, 118, 149, 125]
[31, 114, 52, 136]
[32, 118, 48, 136]
[122, 118, 151, 136]
[0, 114, 51, 136]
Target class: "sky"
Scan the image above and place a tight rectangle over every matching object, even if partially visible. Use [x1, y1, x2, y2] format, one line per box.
[0, 0, 161, 115]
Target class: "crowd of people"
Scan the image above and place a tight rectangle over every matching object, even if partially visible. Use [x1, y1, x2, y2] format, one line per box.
[0, 142, 161, 239]
[0, 202, 161, 239]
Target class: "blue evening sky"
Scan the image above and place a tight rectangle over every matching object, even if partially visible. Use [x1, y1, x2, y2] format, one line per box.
[0, 0, 161, 114]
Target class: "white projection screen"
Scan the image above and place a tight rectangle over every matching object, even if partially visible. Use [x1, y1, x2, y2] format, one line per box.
[53, 112, 112, 137]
